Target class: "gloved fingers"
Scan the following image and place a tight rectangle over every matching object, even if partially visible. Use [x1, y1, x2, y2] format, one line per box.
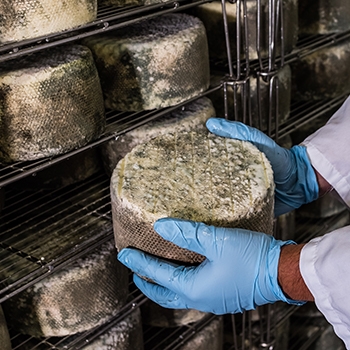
[206, 117, 292, 181]
[133, 274, 188, 309]
[206, 118, 276, 149]
[154, 218, 220, 260]
[118, 247, 201, 294]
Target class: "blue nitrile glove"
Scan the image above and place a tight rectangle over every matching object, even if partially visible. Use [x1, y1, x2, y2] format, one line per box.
[206, 118, 319, 217]
[118, 218, 305, 315]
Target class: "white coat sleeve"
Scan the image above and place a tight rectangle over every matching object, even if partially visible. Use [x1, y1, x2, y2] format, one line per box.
[300, 95, 350, 348]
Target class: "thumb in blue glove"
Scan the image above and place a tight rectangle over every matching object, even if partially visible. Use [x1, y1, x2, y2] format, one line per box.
[117, 218, 305, 315]
[206, 118, 319, 216]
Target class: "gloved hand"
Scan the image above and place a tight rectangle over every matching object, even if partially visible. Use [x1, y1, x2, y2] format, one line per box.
[117, 218, 305, 315]
[206, 118, 319, 216]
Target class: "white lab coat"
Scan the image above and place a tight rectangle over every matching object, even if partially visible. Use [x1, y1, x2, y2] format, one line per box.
[301, 95, 350, 348]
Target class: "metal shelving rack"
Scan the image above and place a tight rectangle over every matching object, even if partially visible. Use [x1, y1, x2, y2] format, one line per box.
[0, 1, 349, 349]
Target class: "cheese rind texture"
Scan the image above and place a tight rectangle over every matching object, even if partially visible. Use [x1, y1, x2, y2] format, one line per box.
[111, 130, 274, 263]
[3, 240, 129, 337]
[141, 299, 207, 327]
[291, 39, 350, 101]
[55, 308, 144, 350]
[80, 309, 143, 350]
[0, 0, 97, 44]
[100, 97, 215, 176]
[83, 14, 210, 111]
[299, 1, 350, 34]
[179, 316, 223, 350]
[0, 45, 105, 163]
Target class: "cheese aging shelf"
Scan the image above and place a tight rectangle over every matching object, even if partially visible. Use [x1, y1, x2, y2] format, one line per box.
[1, 0, 349, 349]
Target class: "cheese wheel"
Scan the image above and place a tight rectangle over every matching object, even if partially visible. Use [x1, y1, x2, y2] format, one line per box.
[0, 44, 105, 163]
[48, 308, 144, 350]
[141, 299, 207, 327]
[3, 240, 129, 337]
[179, 316, 223, 350]
[299, 1, 350, 35]
[111, 130, 274, 264]
[83, 14, 210, 111]
[16, 148, 103, 190]
[291, 39, 350, 101]
[210, 65, 291, 130]
[0, 0, 97, 44]
[0, 306, 11, 350]
[193, 0, 298, 62]
[100, 97, 215, 176]
[80, 309, 143, 350]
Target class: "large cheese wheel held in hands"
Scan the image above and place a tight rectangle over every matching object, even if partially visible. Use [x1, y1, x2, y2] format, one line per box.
[0, 44, 105, 163]
[0, 0, 97, 44]
[83, 13, 210, 111]
[111, 130, 275, 264]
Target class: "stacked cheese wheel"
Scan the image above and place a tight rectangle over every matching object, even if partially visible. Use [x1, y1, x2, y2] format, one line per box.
[0, 44, 105, 163]
[291, 39, 350, 101]
[179, 316, 223, 350]
[3, 240, 129, 337]
[50, 308, 144, 350]
[194, 0, 298, 62]
[83, 13, 210, 111]
[299, 1, 350, 35]
[0, 0, 97, 44]
[100, 97, 216, 176]
[141, 299, 207, 327]
[15, 148, 103, 190]
[111, 130, 275, 264]
[210, 65, 291, 129]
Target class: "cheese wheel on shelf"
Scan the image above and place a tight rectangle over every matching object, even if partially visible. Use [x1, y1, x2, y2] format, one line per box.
[291, 38, 350, 101]
[111, 130, 274, 264]
[0, 44, 105, 163]
[79, 309, 144, 350]
[83, 13, 210, 111]
[298, 1, 350, 35]
[209, 65, 291, 130]
[193, 0, 298, 62]
[100, 97, 216, 176]
[3, 240, 129, 337]
[141, 299, 207, 328]
[0, 0, 97, 45]
[15, 148, 103, 190]
[49, 308, 144, 350]
[179, 316, 223, 350]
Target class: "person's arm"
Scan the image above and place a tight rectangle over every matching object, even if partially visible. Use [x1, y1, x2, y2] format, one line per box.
[278, 243, 314, 302]
[277, 168, 333, 303]
[314, 168, 333, 197]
